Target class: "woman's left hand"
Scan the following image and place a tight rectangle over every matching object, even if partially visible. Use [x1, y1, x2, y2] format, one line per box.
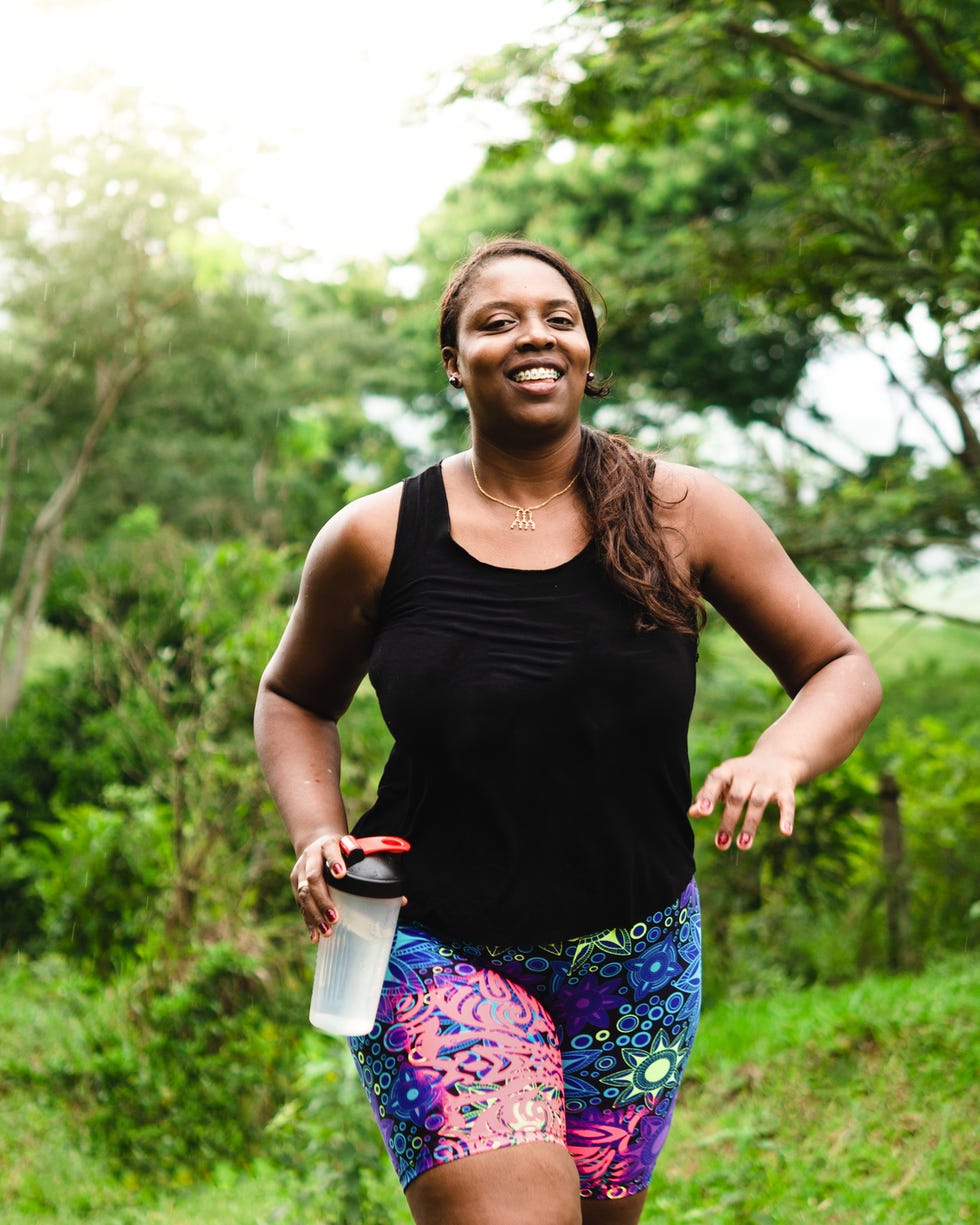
[689, 751, 798, 851]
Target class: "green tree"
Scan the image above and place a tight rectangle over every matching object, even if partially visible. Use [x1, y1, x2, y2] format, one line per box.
[0, 93, 280, 714]
[1, 504, 397, 963]
[0, 89, 411, 716]
[0, 511, 286, 962]
[357, 0, 979, 615]
[460, 0, 979, 457]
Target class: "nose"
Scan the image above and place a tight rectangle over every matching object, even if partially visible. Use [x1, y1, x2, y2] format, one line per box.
[516, 313, 555, 350]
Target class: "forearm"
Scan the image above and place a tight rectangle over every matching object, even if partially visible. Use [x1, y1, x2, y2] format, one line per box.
[753, 650, 882, 783]
[254, 686, 350, 855]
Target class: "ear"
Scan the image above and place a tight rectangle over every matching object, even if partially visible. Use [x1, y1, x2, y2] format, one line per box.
[442, 346, 459, 379]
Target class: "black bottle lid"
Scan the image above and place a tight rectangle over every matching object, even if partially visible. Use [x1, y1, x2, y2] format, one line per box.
[330, 835, 411, 899]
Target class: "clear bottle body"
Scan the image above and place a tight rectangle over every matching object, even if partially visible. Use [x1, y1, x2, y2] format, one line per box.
[309, 892, 401, 1036]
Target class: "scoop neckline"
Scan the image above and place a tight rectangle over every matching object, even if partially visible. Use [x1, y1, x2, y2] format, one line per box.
[445, 532, 593, 575]
[437, 462, 592, 575]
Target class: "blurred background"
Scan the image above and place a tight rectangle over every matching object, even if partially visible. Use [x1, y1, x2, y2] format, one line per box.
[1, 1, 977, 1221]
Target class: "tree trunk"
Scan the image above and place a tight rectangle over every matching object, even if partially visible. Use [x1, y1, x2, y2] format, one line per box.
[0, 423, 18, 568]
[879, 772, 911, 971]
[0, 353, 146, 717]
[0, 521, 62, 718]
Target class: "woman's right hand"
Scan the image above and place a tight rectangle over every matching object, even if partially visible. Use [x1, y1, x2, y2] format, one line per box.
[291, 832, 353, 942]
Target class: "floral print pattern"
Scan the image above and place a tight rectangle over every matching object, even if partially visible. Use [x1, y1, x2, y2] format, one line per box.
[348, 879, 701, 1199]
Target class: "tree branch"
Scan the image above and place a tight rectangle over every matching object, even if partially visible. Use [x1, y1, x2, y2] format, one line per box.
[0, 350, 149, 716]
[0, 523, 62, 717]
[0, 360, 77, 565]
[777, 419, 863, 474]
[864, 339, 959, 461]
[851, 599, 980, 631]
[887, 320, 980, 478]
[724, 18, 980, 145]
[876, 0, 980, 143]
[0, 425, 18, 569]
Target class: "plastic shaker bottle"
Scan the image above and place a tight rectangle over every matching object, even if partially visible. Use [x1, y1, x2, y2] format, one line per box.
[309, 834, 410, 1036]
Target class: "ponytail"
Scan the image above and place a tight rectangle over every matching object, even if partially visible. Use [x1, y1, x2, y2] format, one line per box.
[579, 426, 705, 635]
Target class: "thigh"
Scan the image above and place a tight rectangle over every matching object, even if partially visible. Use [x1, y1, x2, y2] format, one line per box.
[406, 1142, 582, 1225]
[349, 925, 567, 1192]
[557, 880, 703, 1199]
[580, 1191, 648, 1225]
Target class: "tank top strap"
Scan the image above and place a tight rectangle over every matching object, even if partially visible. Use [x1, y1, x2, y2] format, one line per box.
[379, 463, 450, 602]
[415, 462, 452, 543]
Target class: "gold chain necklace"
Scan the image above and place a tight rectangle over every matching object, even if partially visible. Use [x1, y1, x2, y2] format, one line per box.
[469, 454, 577, 531]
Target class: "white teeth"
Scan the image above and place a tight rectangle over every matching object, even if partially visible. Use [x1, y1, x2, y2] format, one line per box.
[513, 367, 561, 382]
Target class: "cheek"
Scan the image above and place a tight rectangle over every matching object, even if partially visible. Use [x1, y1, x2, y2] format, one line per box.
[463, 349, 506, 378]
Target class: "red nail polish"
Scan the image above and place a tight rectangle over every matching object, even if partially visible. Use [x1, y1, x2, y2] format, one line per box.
[330, 862, 344, 877]
[326, 909, 338, 924]
[319, 922, 329, 935]
[309, 930, 317, 942]
[738, 832, 751, 849]
[717, 831, 730, 849]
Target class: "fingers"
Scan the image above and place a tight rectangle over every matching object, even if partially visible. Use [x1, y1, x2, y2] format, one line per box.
[291, 833, 349, 941]
[689, 757, 796, 851]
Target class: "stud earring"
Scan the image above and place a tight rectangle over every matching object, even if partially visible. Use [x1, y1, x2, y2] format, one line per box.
[586, 371, 595, 382]
[448, 374, 462, 388]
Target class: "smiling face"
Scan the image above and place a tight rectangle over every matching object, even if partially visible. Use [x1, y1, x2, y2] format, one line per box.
[442, 255, 593, 447]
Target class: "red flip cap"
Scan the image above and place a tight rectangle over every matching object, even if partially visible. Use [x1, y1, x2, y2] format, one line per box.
[340, 835, 411, 866]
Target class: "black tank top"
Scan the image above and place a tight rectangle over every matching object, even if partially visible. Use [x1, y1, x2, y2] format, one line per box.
[351, 463, 697, 944]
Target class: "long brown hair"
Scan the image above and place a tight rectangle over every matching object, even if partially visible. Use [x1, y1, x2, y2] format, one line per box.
[439, 238, 705, 635]
[579, 425, 705, 635]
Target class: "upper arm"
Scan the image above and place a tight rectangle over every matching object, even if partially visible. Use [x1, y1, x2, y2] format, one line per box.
[673, 467, 862, 696]
[258, 483, 402, 721]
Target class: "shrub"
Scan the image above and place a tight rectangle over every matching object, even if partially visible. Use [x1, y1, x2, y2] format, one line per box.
[80, 941, 307, 1181]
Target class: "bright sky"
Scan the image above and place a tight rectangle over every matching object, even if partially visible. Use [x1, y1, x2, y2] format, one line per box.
[2, 0, 568, 268]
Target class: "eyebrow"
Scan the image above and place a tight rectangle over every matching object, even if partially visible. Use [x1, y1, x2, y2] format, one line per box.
[476, 297, 579, 312]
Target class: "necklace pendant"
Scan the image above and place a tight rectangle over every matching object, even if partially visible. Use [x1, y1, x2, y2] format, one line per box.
[510, 507, 536, 531]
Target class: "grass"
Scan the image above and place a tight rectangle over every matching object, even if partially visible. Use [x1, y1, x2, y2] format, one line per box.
[0, 953, 975, 1224]
[653, 956, 978, 1223]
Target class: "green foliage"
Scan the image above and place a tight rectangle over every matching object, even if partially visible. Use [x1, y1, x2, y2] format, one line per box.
[0, 662, 125, 821]
[876, 715, 980, 952]
[1, 516, 292, 962]
[1, 505, 399, 967]
[351, 0, 980, 613]
[755, 452, 980, 608]
[24, 789, 172, 972]
[651, 954, 979, 1224]
[0, 87, 410, 717]
[0, 665, 144, 952]
[265, 1037, 406, 1224]
[1, 952, 975, 1223]
[0, 96, 277, 559]
[689, 616, 980, 1001]
[78, 942, 306, 1180]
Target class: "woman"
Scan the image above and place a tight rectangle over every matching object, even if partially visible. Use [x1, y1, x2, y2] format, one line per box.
[254, 239, 882, 1225]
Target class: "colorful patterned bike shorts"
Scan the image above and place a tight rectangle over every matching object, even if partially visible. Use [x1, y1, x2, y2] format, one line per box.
[349, 878, 701, 1199]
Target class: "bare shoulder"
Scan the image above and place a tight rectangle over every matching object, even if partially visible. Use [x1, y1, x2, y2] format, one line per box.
[652, 459, 737, 512]
[651, 461, 775, 569]
[652, 461, 865, 694]
[650, 458, 702, 510]
[302, 481, 404, 618]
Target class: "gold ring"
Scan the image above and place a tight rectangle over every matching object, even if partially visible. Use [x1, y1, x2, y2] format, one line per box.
[297, 883, 310, 895]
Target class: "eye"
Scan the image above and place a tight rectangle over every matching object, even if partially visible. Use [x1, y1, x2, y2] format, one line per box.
[482, 315, 515, 331]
